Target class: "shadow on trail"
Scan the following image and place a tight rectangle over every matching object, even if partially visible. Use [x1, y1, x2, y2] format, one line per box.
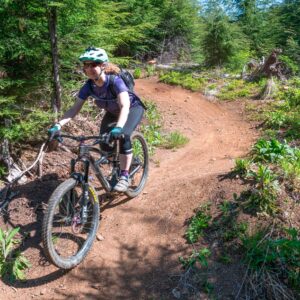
[0, 175, 70, 288]
[56, 239, 184, 300]
[1, 171, 249, 298]
[0, 175, 148, 289]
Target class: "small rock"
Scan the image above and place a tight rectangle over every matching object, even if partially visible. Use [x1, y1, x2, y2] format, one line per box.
[40, 289, 46, 295]
[91, 284, 102, 290]
[96, 234, 105, 241]
[212, 241, 219, 249]
[172, 288, 181, 299]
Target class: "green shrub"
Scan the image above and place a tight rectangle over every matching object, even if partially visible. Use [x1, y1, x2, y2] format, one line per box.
[242, 227, 300, 289]
[245, 164, 280, 215]
[145, 65, 155, 77]
[233, 158, 251, 176]
[279, 147, 300, 188]
[179, 248, 211, 269]
[0, 227, 31, 281]
[284, 88, 300, 108]
[265, 111, 287, 129]
[252, 139, 292, 163]
[226, 50, 252, 72]
[280, 55, 299, 75]
[218, 79, 260, 101]
[222, 222, 248, 242]
[140, 100, 163, 155]
[186, 206, 211, 244]
[159, 71, 207, 92]
[162, 131, 189, 149]
[133, 68, 142, 79]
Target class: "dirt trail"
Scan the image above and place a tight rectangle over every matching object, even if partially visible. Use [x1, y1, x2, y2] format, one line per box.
[1, 77, 257, 299]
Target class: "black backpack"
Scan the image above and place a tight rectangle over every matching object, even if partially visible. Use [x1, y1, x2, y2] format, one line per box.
[108, 69, 147, 109]
[108, 68, 135, 96]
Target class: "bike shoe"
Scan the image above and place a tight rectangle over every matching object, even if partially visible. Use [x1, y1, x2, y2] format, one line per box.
[113, 175, 129, 192]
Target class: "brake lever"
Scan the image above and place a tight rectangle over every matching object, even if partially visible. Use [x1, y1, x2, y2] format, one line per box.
[101, 133, 115, 148]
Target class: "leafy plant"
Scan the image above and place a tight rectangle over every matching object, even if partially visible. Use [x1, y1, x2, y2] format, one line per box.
[186, 206, 211, 244]
[219, 200, 231, 216]
[222, 222, 248, 242]
[279, 148, 300, 189]
[140, 100, 163, 155]
[245, 164, 280, 215]
[233, 158, 251, 176]
[265, 111, 287, 129]
[279, 55, 299, 75]
[252, 139, 292, 163]
[0, 166, 7, 178]
[281, 87, 300, 108]
[133, 68, 142, 79]
[179, 248, 211, 269]
[242, 227, 300, 289]
[218, 79, 260, 101]
[159, 71, 207, 92]
[145, 65, 155, 77]
[162, 131, 189, 149]
[0, 227, 31, 281]
[218, 253, 232, 264]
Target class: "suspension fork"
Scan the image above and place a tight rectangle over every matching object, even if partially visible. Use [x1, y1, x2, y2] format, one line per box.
[81, 160, 90, 223]
[70, 158, 90, 223]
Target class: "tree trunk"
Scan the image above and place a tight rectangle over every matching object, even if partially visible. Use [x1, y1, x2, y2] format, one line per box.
[48, 6, 61, 116]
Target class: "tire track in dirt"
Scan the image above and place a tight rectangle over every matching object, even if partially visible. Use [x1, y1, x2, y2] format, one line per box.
[2, 77, 257, 299]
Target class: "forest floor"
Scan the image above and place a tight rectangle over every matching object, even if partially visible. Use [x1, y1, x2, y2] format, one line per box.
[0, 77, 258, 299]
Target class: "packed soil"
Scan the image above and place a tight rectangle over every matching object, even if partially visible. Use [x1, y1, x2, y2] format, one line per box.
[0, 77, 258, 299]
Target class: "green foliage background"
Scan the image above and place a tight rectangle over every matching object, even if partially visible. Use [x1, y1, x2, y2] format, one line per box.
[0, 0, 300, 142]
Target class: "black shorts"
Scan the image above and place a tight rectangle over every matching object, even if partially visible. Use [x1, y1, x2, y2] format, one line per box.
[100, 105, 144, 154]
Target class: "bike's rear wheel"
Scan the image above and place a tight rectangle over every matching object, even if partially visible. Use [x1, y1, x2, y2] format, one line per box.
[42, 178, 99, 269]
[125, 132, 149, 198]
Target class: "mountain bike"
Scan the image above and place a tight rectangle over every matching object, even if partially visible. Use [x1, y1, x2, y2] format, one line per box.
[42, 130, 149, 269]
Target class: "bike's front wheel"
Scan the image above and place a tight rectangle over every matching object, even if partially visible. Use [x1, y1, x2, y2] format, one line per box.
[125, 132, 149, 198]
[42, 178, 99, 269]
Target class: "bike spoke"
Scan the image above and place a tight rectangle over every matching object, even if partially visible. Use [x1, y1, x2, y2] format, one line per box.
[49, 188, 96, 259]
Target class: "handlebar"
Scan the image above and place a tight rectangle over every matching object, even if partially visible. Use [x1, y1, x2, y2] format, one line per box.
[49, 132, 112, 146]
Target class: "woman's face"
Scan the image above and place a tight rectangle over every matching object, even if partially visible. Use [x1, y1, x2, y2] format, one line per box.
[82, 60, 104, 80]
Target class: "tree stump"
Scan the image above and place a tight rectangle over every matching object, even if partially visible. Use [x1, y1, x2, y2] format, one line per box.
[249, 48, 287, 81]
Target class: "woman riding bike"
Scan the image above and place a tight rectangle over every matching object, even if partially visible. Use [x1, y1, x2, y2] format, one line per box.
[49, 47, 145, 192]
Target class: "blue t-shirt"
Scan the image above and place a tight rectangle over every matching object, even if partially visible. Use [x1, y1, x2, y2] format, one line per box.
[78, 75, 142, 115]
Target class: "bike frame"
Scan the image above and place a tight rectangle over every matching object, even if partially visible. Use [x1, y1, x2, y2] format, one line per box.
[69, 138, 120, 194]
[55, 132, 143, 198]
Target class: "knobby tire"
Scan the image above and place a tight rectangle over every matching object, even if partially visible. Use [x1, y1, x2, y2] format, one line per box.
[42, 178, 99, 269]
[125, 132, 149, 198]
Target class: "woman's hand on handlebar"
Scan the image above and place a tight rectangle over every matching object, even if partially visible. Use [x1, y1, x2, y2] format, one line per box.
[48, 124, 61, 141]
[109, 127, 123, 141]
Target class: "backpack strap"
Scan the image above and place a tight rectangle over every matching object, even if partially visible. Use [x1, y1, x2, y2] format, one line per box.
[108, 74, 117, 99]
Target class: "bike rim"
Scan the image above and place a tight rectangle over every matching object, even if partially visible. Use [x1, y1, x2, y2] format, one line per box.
[49, 186, 97, 260]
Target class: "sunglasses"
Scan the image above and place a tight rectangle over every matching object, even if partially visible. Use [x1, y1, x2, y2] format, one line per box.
[83, 62, 101, 69]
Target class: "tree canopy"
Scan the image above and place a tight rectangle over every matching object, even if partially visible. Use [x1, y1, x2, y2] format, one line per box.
[0, 0, 300, 142]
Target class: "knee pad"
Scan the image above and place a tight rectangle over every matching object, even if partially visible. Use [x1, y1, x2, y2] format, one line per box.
[120, 134, 132, 155]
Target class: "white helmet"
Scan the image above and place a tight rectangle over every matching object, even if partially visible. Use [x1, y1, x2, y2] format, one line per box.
[79, 47, 109, 63]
